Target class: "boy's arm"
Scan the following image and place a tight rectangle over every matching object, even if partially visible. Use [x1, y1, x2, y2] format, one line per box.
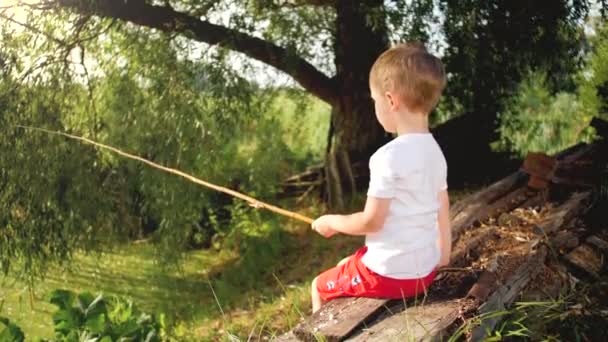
[437, 189, 451, 266]
[311, 197, 391, 237]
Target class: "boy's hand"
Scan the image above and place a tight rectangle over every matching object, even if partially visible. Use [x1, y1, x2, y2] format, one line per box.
[312, 215, 338, 238]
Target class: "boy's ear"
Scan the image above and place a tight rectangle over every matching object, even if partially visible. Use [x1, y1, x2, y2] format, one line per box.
[384, 91, 400, 111]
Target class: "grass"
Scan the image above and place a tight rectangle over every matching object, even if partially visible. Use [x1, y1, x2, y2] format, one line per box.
[0, 213, 363, 341]
[0, 187, 511, 340]
[0, 244, 238, 339]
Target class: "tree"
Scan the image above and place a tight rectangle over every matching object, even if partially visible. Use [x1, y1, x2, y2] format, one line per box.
[19, 0, 436, 209]
[434, 0, 591, 185]
[6, 0, 600, 207]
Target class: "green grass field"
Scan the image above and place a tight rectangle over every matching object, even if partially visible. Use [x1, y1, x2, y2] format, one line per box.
[0, 226, 363, 340]
[0, 190, 478, 340]
[0, 244, 240, 339]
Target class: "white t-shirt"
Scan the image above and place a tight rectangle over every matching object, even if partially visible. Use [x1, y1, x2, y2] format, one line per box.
[361, 133, 447, 279]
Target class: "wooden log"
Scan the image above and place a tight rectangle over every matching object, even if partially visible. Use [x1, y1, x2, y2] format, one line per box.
[550, 230, 579, 250]
[450, 227, 498, 267]
[449, 171, 526, 223]
[564, 244, 603, 278]
[465, 256, 500, 302]
[292, 297, 389, 342]
[521, 152, 557, 190]
[470, 245, 548, 341]
[345, 298, 476, 342]
[586, 235, 608, 252]
[452, 187, 535, 242]
[533, 192, 591, 236]
[274, 331, 303, 342]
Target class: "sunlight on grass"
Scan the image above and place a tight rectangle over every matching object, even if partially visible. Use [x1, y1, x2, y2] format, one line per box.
[0, 244, 237, 339]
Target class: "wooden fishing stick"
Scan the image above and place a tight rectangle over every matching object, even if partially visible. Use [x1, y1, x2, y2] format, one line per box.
[16, 125, 315, 225]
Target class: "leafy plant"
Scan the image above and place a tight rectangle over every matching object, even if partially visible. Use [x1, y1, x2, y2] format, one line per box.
[43, 289, 165, 342]
[0, 317, 25, 342]
[492, 71, 594, 157]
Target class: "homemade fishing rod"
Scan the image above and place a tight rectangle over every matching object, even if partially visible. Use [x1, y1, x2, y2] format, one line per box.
[16, 125, 315, 225]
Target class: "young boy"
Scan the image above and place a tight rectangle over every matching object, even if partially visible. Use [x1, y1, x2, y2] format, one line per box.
[311, 42, 451, 313]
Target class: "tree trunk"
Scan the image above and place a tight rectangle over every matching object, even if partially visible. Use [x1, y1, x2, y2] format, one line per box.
[325, 0, 391, 209]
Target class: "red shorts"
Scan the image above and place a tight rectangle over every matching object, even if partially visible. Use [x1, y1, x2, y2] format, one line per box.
[316, 246, 436, 301]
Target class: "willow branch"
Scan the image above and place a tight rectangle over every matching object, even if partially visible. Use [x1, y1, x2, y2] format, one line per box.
[49, 0, 338, 105]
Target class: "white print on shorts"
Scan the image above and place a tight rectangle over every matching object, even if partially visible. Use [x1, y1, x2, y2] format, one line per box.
[351, 275, 361, 287]
[326, 281, 335, 290]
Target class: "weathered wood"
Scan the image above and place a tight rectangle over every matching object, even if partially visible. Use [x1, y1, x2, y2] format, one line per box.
[293, 297, 389, 342]
[533, 192, 591, 236]
[452, 187, 534, 242]
[449, 171, 526, 224]
[274, 331, 303, 342]
[550, 230, 579, 250]
[345, 299, 472, 342]
[450, 227, 498, 267]
[564, 244, 603, 277]
[470, 245, 548, 341]
[521, 152, 557, 189]
[466, 257, 500, 302]
[586, 235, 608, 252]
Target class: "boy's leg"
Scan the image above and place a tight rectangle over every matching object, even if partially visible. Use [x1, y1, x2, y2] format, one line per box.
[311, 276, 325, 313]
[312, 256, 350, 312]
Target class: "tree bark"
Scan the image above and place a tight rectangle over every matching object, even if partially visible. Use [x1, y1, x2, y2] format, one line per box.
[325, 0, 391, 209]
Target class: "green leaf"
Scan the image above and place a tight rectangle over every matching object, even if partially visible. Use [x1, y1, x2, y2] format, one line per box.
[49, 289, 76, 310]
[85, 313, 107, 334]
[0, 317, 25, 342]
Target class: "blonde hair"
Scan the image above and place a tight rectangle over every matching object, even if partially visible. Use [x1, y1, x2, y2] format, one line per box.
[369, 42, 446, 114]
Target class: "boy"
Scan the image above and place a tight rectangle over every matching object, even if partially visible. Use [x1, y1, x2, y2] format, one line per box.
[311, 43, 451, 313]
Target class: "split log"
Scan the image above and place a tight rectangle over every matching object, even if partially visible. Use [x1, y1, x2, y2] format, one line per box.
[273, 331, 301, 342]
[449, 172, 527, 230]
[450, 227, 498, 267]
[521, 152, 557, 190]
[586, 235, 608, 252]
[564, 244, 604, 278]
[550, 230, 579, 250]
[452, 187, 538, 242]
[470, 245, 548, 341]
[533, 192, 591, 236]
[345, 298, 476, 342]
[292, 297, 389, 342]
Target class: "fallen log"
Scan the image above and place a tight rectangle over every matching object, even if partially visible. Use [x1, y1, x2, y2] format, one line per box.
[450, 172, 527, 237]
[470, 245, 548, 341]
[550, 229, 579, 250]
[345, 298, 476, 342]
[586, 235, 608, 252]
[292, 298, 389, 342]
[564, 244, 604, 278]
[533, 192, 591, 236]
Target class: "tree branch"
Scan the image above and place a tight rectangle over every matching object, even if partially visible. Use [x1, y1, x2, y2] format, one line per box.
[50, 0, 338, 105]
[274, 0, 336, 7]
